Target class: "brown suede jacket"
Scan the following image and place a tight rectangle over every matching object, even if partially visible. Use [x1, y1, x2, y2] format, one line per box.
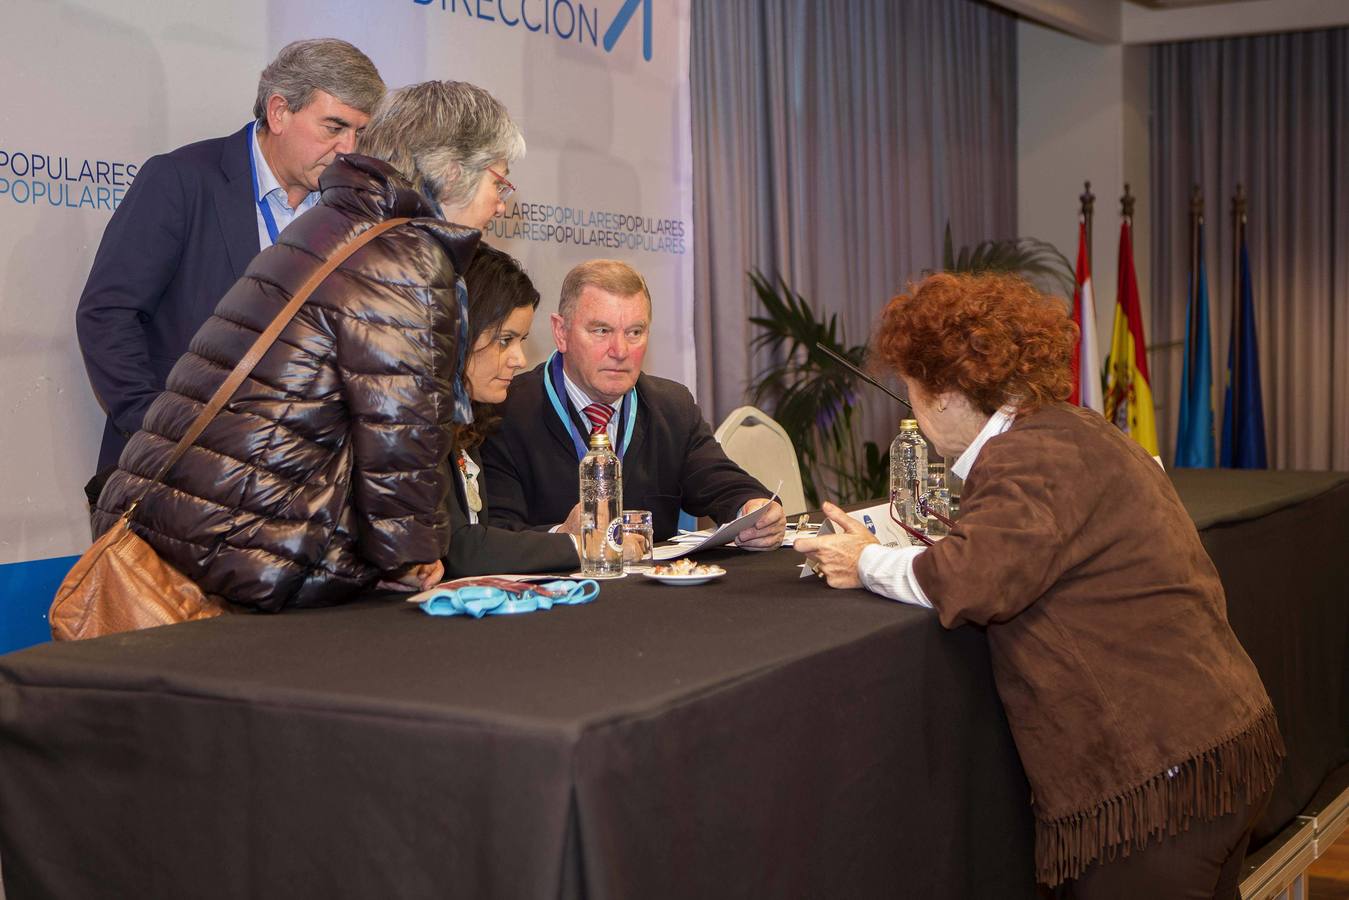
[912, 403, 1283, 885]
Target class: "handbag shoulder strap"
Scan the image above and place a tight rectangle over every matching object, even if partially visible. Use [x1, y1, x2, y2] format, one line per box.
[141, 216, 414, 493]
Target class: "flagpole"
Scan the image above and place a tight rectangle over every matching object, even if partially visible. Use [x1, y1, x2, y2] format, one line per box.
[1122, 182, 1138, 406]
[1080, 181, 1095, 273]
[1230, 184, 1247, 442]
[1188, 186, 1203, 386]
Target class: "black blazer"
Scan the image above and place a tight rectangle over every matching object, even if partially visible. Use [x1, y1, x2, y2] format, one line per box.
[444, 446, 579, 577]
[76, 124, 261, 471]
[481, 364, 768, 540]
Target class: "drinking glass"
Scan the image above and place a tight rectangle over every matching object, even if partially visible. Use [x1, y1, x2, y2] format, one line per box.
[924, 462, 953, 538]
[621, 509, 654, 570]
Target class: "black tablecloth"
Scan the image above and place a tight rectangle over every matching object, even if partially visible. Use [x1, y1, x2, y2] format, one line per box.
[1, 470, 1345, 899]
[0, 551, 1035, 899]
[1170, 469, 1349, 847]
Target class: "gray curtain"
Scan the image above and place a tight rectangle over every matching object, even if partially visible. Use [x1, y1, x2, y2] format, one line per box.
[690, 0, 1017, 449]
[1149, 28, 1349, 470]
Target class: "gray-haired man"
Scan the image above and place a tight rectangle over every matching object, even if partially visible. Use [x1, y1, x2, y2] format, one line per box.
[76, 39, 385, 485]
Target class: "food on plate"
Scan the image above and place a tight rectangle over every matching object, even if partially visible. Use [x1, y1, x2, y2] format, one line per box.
[649, 559, 724, 577]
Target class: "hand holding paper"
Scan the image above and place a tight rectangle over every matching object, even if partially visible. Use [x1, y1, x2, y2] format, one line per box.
[734, 497, 786, 550]
[651, 482, 783, 560]
[794, 501, 880, 588]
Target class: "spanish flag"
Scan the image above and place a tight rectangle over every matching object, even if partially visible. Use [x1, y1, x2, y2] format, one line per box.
[1104, 219, 1159, 455]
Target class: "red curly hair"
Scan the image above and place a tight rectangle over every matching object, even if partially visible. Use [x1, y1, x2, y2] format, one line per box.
[873, 273, 1078, 414]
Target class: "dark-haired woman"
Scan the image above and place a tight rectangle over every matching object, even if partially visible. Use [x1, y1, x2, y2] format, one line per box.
[444, 245, 579, 577]
[796, 273, 1282, 898]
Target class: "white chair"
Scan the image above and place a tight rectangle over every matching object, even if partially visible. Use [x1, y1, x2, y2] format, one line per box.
[714, 406, 809, 516]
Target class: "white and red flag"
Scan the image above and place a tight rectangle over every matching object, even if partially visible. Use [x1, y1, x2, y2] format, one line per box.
[1070, 219, 1102, 413]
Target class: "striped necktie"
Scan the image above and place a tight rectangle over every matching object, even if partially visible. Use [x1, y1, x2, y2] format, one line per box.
[582, 402, 615, 435]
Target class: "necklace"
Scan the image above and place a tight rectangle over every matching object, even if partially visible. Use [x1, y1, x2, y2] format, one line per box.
[457, 451, 482, 513]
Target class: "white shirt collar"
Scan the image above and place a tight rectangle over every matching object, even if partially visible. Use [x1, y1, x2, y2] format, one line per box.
[950, 405, 1017, 481]
[560, 368, 619, 415]
[250, 121, 286, 205]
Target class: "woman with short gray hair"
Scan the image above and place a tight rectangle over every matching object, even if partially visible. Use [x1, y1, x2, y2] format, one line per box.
[359, 80, 525, 231]
[92, 81, 518, 610]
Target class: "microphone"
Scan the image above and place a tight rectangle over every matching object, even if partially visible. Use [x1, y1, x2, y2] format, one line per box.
[813, 344, 913, 412]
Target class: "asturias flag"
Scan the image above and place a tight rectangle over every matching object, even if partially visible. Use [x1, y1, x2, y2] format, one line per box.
[1104, 219, 1159, 455]
[1174, 222, 1214, 467]
[1069, 220, 1103, 413]
[1219, 238, 1267, 467]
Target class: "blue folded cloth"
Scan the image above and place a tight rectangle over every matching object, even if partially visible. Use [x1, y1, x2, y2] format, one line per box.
[418, 578, 600, 619]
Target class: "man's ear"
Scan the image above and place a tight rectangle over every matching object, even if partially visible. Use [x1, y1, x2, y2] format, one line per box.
[265, 93, 291, 134]
[551, 313, 568, 353]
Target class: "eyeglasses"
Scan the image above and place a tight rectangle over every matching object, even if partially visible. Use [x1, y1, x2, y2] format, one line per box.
[486, 167, 516, 201]
[889, 501, 935, 547]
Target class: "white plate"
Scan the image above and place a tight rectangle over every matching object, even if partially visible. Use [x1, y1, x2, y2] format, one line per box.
[642, 566, 726, 586]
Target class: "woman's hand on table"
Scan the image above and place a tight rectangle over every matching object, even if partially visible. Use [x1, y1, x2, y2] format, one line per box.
[622, 532, 652, 562]
[794, 502, 878, 589]
[379, 560, 445, 592]
[557, 502, 583, 536]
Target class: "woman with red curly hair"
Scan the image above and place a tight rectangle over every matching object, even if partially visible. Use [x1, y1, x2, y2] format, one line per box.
[796, 273, 1281, 899]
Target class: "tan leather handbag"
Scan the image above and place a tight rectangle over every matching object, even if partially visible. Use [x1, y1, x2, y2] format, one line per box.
[50, 217, 412, 640]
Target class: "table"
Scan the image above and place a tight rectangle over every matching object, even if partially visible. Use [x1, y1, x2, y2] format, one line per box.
[1, 470, 1345, 899]
[1170, 469, 1349, 846]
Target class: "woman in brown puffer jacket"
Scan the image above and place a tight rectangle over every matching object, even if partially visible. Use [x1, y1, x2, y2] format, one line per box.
[94, 82, 525, 611]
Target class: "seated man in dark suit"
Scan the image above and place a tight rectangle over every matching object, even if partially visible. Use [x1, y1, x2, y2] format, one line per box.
[481, 259, 785, 547]
[75, 38, 385, 490]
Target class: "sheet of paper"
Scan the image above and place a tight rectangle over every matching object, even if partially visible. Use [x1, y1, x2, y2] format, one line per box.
[669, 530, 713, 544]
[651, 482, 782, 561]
[798, 502, 912, 578]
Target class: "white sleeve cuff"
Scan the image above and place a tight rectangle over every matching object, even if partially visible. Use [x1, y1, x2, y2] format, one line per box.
[857, 544, 934, 608]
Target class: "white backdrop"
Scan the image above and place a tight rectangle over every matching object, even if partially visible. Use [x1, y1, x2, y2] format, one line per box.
[0, 0, 694, 573]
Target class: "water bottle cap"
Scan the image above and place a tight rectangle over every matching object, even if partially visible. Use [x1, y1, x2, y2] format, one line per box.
[588, 432, 613, 449]
[899, 419, 919, 430]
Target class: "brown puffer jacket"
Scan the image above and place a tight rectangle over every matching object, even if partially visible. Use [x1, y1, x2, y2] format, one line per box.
[94, 155, 479, 611]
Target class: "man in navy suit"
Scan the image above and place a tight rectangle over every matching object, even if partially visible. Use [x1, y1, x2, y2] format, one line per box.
[482, 259, 786, 546]
[75, 39, 385, 485]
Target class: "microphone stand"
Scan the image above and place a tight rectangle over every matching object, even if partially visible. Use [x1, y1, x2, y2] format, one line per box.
[813, 344, 912, 412]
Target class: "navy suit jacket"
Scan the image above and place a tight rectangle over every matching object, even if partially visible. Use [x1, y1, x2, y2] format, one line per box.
[481, 364, 768, 541]
[76, 124, 260, 471]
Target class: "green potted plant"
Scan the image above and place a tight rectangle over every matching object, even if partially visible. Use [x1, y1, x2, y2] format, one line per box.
[746, 229, 1073, 505]
[746, 271, 888, 507]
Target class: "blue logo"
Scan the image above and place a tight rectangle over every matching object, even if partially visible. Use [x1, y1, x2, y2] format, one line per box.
[602, 0, 651, 61]
[413, 0, 654, 62]
[0, 148, 137, 212]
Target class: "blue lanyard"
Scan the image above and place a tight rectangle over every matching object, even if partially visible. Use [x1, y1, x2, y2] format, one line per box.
[543, 351, 637, 461]
[248, 121, 282, 246]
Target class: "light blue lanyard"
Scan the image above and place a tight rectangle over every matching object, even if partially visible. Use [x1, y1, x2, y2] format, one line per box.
[419, 579, 601, 618]
[248, 121, 281, 245]
[543, 351, 637, 461]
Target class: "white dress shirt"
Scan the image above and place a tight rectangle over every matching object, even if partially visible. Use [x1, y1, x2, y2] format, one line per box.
[856, 405, 1017, 607]
[251, 122, 321, 249]
[561, 370, 628, 446]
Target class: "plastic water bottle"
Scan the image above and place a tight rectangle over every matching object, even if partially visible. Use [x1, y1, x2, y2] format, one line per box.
[889, 419, 928, 536]
[580, 432, 624, 577]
